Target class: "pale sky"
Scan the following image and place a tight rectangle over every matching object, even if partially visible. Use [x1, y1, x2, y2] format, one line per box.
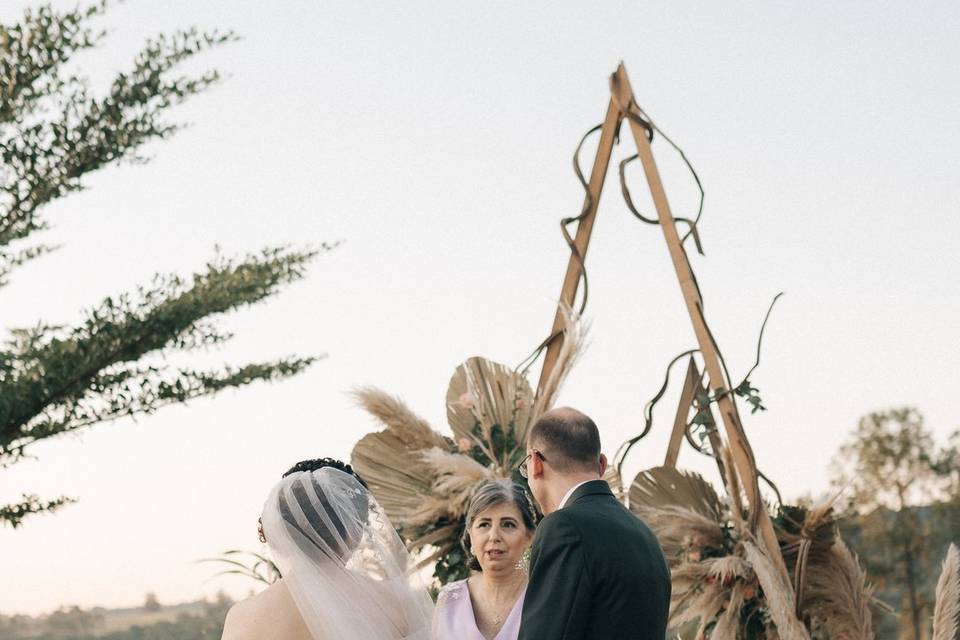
[2, 0, 958, 616]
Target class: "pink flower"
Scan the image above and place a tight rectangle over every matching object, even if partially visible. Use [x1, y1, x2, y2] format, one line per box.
[457, 437, 473, 453]
[458, 392, 475, 409]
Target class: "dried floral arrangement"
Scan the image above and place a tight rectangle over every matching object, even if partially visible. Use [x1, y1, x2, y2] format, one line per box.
[627, 463, 884, 639]
[347, 64, 960, 639]
[350, 311, 589, 584]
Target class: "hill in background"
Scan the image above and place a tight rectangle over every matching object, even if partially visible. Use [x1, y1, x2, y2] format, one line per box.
[0, 593, 235, 640]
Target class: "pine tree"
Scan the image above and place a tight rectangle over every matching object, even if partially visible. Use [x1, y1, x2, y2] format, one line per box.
[0, 2, 324, 527]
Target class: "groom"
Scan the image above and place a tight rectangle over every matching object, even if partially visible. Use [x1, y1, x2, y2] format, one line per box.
[518, 407, 671, 640]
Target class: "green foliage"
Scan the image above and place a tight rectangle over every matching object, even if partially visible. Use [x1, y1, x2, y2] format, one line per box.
[0, 247, 321, 470]
[0, 492, 75, 527]
[832, 408, 945, 513]
[200, 549, 281, 586]
[1, 2, 237, 264]
[0, 3, 323, 527]
[431, 517, 469, 585]
[733, 379, 766, 414]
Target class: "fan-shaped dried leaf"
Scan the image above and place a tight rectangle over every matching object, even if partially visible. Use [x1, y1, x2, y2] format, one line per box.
[350, 388, 455, 528]
[351, 430, 435, 527]
[712, 583, 746, 640]
[635, 504, 725, 562]
[418, 447, 496, 522]
[629, 466, 723, 522]
[669, 581, 728, 637]
[446, 357, 535, 469]
[672, 560, 713, 585]
[932, 543, 960, 640]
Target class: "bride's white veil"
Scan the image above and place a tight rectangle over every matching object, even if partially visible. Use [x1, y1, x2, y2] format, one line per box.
[260, 466, 434, 639]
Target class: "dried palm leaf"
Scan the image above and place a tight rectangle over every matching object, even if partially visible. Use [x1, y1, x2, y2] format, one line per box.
[408, 495, 459, 528]
[629, 466, 723, 523]
[800, 537, 875, 640]
[669, 556, 754, 639]
[636, 504, 727, 561]
[704, 555, 753, 584]
[351, 430, 435, 526]
[670, 581, 729, 638]
[712, 582, 746, 640]
[423, 447, 497, 482]
[350, 387, 453, 527]
[446, 357, 535, 471]
[778, 497, 840, 623]
[408, 522, 460, 552]
[532, 304, 589, 418]
[420, 447, 496, 521]
[742, 540, 810, 640]
[932, 543, 960, 640]
[672, 559, 713, 586]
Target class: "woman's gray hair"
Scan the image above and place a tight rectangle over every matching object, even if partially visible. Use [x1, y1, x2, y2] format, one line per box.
[460, 479, 538, 572]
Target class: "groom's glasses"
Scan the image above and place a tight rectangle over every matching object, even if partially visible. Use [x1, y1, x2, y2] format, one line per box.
[518, 450, 546, 479]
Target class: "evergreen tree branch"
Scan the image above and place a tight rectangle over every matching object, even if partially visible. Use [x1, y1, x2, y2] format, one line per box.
[0, 245, 323, 459]
[0, 493, 75, 528]
[0, 1, 109, 125]
[0, 242, 58, 287]
[1, 6, 237, 256]
[2, 357, 318, 466]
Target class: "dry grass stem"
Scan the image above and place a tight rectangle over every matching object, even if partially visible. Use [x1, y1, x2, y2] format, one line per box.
[743, 540, 809, 640]
[933, 543, 960, 640]
[533, 305, 589, 418]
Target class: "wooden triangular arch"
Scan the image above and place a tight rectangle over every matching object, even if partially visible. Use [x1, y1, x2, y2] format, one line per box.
[535, 63, 790, 581]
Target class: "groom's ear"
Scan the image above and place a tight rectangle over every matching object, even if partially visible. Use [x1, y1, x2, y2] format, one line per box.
[598, 453, 608, 477]
[530, 450, 546, 479]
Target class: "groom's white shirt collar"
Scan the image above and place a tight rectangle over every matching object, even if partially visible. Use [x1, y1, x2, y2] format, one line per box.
[558, 479, 593, 510]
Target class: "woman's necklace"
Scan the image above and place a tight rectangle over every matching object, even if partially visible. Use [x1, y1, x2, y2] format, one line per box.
[475, 577, 525, 633]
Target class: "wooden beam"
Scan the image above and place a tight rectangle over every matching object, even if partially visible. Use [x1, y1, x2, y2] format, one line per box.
[536, 97, 624, 397]
[612, 63, 790, 580]
[664, 357, 729, 490]
[664, 358, 699, 468]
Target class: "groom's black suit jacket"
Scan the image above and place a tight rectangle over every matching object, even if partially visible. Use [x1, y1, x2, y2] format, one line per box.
[518, 480, 670, 640]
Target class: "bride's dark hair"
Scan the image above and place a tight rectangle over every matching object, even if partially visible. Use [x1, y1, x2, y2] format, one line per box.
[274, 458, 371, 561]
[282, 457, 368, 488]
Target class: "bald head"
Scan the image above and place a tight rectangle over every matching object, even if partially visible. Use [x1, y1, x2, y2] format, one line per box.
[528, 407, 602, 474]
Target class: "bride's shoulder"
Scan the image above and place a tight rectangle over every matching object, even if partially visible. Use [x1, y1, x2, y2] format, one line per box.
[436, 578, 468, 608]
[221, 581, 301, 639]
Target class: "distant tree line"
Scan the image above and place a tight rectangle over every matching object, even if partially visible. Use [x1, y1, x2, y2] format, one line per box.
[0, 593, 232, 639]
[831, 407, 960, 640]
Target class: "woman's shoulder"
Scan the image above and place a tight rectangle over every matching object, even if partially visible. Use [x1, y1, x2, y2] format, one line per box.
[436, 578, 469, 607]
[222, 581, 307, 640]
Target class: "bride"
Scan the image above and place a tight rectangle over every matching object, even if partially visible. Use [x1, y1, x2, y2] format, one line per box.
[221, 458, 434, 639]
